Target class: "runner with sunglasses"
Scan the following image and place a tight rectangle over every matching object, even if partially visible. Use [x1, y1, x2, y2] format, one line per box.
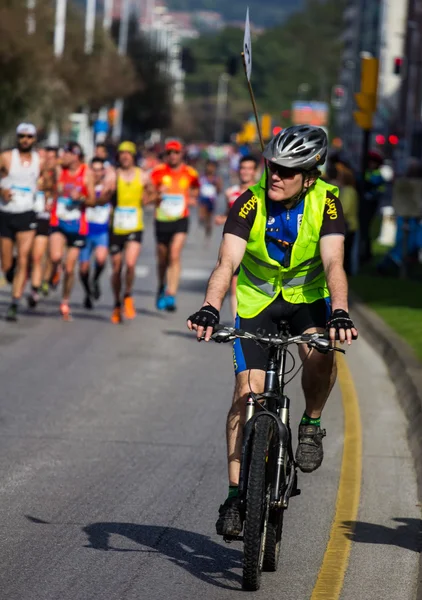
[150, 140, 200, 311]
[0, 123, 42, 321]
[187, 125, 358, 537]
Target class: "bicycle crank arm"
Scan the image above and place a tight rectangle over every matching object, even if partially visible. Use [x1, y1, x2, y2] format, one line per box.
[281, 467, 300, 508]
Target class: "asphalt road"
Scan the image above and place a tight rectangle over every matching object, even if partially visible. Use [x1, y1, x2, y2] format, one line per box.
[0, 212, 420, 600]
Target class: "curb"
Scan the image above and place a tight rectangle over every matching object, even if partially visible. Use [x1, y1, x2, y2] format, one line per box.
[350, 294, 422, 597]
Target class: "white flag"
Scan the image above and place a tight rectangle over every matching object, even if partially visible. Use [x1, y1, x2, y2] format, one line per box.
[243, 8, 252, 81]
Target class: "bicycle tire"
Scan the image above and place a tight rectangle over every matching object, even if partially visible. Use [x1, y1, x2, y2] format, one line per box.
[263, 508, 284, 571]
[242, 415, 273, 591]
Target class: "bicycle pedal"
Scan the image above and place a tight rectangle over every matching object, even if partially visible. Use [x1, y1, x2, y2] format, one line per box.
[223, 534, 243, 543]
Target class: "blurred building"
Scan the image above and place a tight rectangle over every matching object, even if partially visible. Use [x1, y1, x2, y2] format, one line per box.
[336, 0, 406, 167]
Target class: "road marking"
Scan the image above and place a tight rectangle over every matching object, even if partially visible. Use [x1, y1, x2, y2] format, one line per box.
[135, 266, 150, 278]
[310, 354, 362, 600]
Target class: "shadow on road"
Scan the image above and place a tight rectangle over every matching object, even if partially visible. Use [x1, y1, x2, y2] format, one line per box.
[343, 518, 421, 552]
[82, 522, 242, 590]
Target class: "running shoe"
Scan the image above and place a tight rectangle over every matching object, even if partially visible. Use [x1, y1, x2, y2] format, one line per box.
[60, 302, 72, 322]
[92, 279, 101, 301]
[84, 295, 93, 310]
[50, 270, 61, 290]
[165, 295, 177, 312]
[27, 291, 40, 309]
[110, 307, 122, 324]
[40, 281, 50, 297]
[5, 303, 18, 322]
[123, 296, 136, 320]
[156, 291, 167, 311]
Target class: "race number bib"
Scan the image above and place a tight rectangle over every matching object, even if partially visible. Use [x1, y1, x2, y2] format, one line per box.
[114, 207, 138, 232]
[200, 182, 217, 199]
[57, 196, 81, 222]
[11, 185, 34, 212]
[159, 194, 185, 220]
[86, 205, 111, 225]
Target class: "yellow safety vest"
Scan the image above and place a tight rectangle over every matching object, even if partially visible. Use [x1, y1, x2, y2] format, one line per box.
[113, 167, 144, 234]
[236, 172, 339, 318]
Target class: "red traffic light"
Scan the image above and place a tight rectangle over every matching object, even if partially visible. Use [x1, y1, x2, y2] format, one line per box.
[389, 134, 399, 145]
[375, 134, 385, 145]
[394, 57, 403, 75]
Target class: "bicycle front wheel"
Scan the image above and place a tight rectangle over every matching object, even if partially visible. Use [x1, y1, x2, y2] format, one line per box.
[242, 415, 273, 591]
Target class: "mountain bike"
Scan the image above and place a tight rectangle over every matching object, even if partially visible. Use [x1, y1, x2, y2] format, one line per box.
[211, 322, 345, 591]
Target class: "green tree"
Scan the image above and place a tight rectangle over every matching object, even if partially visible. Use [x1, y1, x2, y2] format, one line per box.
[183, 0, 345, 140]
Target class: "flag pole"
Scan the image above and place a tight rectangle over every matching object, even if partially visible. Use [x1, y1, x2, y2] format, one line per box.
[241, 51, 264, 150]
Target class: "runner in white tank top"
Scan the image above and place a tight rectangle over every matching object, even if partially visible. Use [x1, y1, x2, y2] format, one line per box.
[0, 123, 44, 321]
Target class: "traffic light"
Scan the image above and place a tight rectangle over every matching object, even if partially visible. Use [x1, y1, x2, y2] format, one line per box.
[393, 57, 403, 75]
[354, 56, 379, 130]
[331, 85, 347, 109]
[261, 114, 272, 140]
[375, 134, 385, 145]
[389, 134, 399, 145]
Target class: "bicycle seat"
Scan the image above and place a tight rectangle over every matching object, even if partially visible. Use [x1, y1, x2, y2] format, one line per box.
[277, 320, 290, 336]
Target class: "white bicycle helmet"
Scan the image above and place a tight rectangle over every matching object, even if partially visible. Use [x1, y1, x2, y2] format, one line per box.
[263, 125, 328, 171]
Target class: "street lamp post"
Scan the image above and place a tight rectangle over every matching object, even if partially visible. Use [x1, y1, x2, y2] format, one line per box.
[112, 0, 131, 140]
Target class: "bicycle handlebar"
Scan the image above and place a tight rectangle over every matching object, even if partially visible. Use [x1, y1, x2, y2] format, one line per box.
[210, 324, 346, 354]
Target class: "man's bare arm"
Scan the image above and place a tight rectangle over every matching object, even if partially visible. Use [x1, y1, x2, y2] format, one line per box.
[320, 235, 357, 343]
[320, 235, 348, 311]
[188, 233, 246, 340]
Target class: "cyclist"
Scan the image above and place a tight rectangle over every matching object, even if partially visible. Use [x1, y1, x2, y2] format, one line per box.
[150, 139, 200, 311]
[79, 157, 113, 309]
[198, 160, 223, 240]
[0, 123, 41, 321]
[49, 141, 95, 320]
[109, 141, 152, 324]
[187, 125, 358, 536]
[28, 146, 59, 307]
[215, 155, 259, 318]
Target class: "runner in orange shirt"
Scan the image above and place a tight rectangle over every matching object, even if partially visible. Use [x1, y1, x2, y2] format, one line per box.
[150, 140, 199, 311]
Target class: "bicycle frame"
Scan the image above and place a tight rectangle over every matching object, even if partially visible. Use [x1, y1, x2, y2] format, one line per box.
[239, 330, 297, 509]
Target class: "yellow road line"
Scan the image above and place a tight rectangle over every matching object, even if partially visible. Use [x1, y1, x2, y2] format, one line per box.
[310, 354, 362, 600]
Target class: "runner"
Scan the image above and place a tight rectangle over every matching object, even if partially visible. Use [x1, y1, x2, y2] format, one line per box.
[79, 157, 113, 309]
[27, 146, 59, 308]
[49, 141, 95, 320]
[94, 142, 116, 192]
[215, 155, 259, 318]
[109, 141, 152, 324]
[0, 123, 41, 321]
[198, 160, 223, 240]
[151, 139, 200, 311]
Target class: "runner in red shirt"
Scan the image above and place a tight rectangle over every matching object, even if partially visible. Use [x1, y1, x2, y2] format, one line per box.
[150, 140, 199, 311]
[49, 142, 95, 320]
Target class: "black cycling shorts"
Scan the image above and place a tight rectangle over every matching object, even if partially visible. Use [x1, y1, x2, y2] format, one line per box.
[36, 218, 50, 237]
[0, 211, 37, 240]
[233, 294, 331, 375]
[155, 218, 189, 246]
[109, 230, 143, 255]
[50, 226, 86, 249]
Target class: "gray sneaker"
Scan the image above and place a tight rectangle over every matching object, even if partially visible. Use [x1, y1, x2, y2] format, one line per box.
[216, 497, 243, 537]
[295, 425, 326, 473]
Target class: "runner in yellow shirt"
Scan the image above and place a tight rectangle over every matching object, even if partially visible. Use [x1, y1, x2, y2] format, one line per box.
[109, 141, 154, 324]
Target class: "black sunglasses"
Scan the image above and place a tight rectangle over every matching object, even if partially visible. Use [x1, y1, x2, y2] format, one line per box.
[267, 162, 303, 179]
[18, 134, 35, 139]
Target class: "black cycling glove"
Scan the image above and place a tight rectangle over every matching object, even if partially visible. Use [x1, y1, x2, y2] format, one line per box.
[188, 304, 220, 330]
[326, 309, 356, 335]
